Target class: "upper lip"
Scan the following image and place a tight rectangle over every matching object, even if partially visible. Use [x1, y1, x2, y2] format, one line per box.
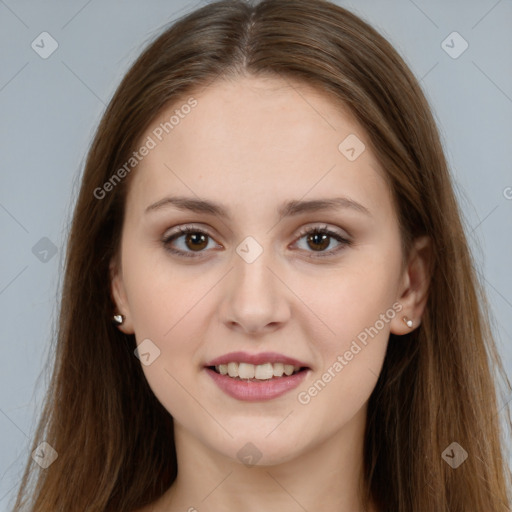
[205, 351, 310, 368]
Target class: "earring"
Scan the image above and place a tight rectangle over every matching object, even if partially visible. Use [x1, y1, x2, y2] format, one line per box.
[113, 314, 125, 325]
[403, 316, 413, 328]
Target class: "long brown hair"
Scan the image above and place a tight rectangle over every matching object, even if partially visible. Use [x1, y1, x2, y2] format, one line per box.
[11, 0, 511, 510]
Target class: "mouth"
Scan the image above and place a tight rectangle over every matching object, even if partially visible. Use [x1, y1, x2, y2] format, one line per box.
[203, 352, 311, 401]
[207, 362, 308, 381]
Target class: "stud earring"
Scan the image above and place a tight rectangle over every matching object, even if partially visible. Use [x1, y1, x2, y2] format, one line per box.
[403, 316, 413, 328]
[113, 314, 125, 325]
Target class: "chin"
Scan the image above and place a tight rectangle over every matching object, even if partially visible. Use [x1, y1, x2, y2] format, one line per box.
[208, 428, 311, 468]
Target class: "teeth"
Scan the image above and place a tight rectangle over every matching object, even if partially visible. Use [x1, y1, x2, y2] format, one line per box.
[227, 362, 238, 377]
[213, 362, 303, 380]
[255, 363, 273, 380]
[284, 364, 294, 376]
[238, 363, 255, 379]
[273, 362, 284, 377]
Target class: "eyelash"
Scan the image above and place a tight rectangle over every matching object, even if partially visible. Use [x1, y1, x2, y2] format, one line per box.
[162, 224, 352, 260]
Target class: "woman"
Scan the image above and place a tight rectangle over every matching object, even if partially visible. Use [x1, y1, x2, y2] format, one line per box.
[11, 0, 511, 510]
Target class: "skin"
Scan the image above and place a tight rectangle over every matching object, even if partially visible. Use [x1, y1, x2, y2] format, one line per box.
[111, 74, 431, 512]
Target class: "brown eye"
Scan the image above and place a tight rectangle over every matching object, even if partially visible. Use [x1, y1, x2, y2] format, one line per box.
[305, 232, 331, 251]
[162, 224, 351, 259]
[294, 225, 352, 258]
[182, 232, 208, 251]
[162, 227, 218, 258]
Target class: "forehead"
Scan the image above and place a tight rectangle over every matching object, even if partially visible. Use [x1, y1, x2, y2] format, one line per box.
[125, 74, 392, 221]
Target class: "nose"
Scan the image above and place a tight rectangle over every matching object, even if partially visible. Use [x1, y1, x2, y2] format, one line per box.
[218, 247, 291, 336]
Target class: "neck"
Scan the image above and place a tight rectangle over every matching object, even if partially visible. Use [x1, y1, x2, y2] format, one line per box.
[160, 404, 375, 512]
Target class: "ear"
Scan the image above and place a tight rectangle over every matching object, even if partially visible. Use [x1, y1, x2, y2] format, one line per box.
[110, 258, 135, 334]
[390, 235, 432, 335]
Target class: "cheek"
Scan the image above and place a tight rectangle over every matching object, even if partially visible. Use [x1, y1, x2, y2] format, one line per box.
[292, 278, 394, 436]
[121, 236, 206, 337]
[124, 265, 210, 420]
[302, 259, 400, 347]
[120, 241, 208, 385]
[293, 253, 400, 403]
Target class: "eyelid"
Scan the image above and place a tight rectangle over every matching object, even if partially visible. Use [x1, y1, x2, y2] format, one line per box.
[294, 223, 350, 242]
[162, 223, 216, 241]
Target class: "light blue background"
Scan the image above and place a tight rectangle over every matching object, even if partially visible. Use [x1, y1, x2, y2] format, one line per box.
[1, 0, 511, 509]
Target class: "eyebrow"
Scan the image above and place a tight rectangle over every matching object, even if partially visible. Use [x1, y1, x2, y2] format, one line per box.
[145, 195, 371, 220]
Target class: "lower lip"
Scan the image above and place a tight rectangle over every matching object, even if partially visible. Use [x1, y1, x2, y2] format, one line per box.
[205, 367, 309, 402]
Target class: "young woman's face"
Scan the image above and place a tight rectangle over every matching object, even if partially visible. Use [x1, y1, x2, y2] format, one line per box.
[112, 74, 416, 465]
